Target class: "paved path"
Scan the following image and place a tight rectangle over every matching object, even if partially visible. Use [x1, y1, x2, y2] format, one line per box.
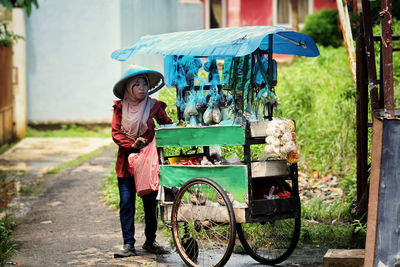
[0, 137, 114, 176]
[10, 146, 172, 267]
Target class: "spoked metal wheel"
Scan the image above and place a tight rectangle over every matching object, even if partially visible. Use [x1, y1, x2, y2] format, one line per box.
[171, 177, 236, 267]
[237, 211, 301, 265]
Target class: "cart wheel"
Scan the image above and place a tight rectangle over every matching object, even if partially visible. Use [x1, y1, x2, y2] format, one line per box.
[237, 211, 300, 265]
[171, 177, 236, 267]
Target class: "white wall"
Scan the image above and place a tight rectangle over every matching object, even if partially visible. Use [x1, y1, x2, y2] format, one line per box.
[25, 0, 203, 124]
[119, 0, 204, 77]
[26, 0, 121, 123]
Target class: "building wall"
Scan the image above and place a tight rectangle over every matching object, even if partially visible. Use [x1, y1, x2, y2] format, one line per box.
[226, 0, 336, 28]
[119, 0, 203, 75]
[26, 0, 203, 123]
[314, 0, 337, 10]
[26, 0, 121, 123]
[239, 0, 272, 26]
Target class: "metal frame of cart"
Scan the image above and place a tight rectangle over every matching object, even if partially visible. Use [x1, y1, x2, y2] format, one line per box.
[112, 26, 320, 267]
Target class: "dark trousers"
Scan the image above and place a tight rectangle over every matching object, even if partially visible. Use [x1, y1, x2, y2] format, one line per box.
[117, 176, 158, 246]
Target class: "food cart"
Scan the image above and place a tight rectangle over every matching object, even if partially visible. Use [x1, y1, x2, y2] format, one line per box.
[112, 26, 319, 267]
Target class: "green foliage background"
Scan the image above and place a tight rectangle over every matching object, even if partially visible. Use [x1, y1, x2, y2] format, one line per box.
[301, 9, 341, 47]
[275, 46, 356, 177]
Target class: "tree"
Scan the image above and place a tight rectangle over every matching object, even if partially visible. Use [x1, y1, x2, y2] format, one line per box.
[0, 0, 39, 16]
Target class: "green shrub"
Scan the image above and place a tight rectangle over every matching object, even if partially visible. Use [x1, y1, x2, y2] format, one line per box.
[301, 9, 341, 48]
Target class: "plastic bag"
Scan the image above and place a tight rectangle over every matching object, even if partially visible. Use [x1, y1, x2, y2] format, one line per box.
[183, 93, 198, 119]
[181, 56, 202, 84]
[203, 106, 213, 125]
[196, 84, 208, 113]
[220, 107, 232, 121]
[225, 153, 241, 165]
[204, 57, 220, 84]
[128, 137, 159, 197]
[263, 118, 300, 162]
[212, 107, 222, 124]
[189, 115, 198, 126]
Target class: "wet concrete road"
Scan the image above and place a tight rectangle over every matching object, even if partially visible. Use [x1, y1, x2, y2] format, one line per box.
[160, 244, 326, 267]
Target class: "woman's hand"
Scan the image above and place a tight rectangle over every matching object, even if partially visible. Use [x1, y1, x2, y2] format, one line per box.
[131, 137, 147, 149]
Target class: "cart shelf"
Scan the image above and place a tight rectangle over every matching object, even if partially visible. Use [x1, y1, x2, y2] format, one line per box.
[159, 165, 248, 204]
[251, 160, 289, 178]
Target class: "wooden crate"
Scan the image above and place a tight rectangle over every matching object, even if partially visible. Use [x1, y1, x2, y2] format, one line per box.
[249, 120, 270, 138]
[323, 249, 364, 267]
[251, 160, 289, 178]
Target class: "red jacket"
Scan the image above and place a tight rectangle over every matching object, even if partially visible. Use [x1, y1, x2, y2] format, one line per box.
[112, 100, 173, 178]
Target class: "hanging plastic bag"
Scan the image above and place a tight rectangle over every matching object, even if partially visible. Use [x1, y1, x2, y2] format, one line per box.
[203, 106, 213, 125]
[212, 107, 222, 124]
[196, 84, 208, 113]
[183, 93, 198, 118]
[204, 56, 220, 84]
[222, 57, 233, 86]
[220, 107, 232, 121]
[128, 137, 159, 197]
[164, 55, 177, 87]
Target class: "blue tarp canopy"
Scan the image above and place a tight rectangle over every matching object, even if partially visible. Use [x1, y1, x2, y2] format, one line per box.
[111, 26, 319, 61]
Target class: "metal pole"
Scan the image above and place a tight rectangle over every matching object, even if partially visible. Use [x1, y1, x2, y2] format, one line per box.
[380, 0, 394, 117]
[361, 0, 380, 112]
[356, 29, 369, 204]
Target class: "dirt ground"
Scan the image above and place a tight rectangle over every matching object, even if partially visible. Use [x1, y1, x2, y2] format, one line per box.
[2, 139, 326, 267]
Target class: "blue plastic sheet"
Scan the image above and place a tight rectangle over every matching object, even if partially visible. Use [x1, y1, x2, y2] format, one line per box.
[111, 26, 319, 61]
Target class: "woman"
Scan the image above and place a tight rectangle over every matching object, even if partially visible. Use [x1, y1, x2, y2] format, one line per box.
[111, 65, 172, 257]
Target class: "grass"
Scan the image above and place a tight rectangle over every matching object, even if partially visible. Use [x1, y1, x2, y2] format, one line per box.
[0, 215, 16, 264]
[0, 142, 18, 156]
[300, 220, 354, 248]
[27, 124, 110, 138]
[45, 146, 108, 175]
[300, 197, 359, 249]
[101, 163, 145, 223]
[302, 197, 350, 223]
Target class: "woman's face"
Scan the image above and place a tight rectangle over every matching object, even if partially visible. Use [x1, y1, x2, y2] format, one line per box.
[127, 77, 149, 100]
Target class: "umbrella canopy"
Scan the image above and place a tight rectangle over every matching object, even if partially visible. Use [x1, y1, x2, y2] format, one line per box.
[111, 26, 319, 61]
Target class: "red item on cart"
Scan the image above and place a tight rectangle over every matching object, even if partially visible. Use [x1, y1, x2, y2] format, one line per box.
[277, 191, 291, 198]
